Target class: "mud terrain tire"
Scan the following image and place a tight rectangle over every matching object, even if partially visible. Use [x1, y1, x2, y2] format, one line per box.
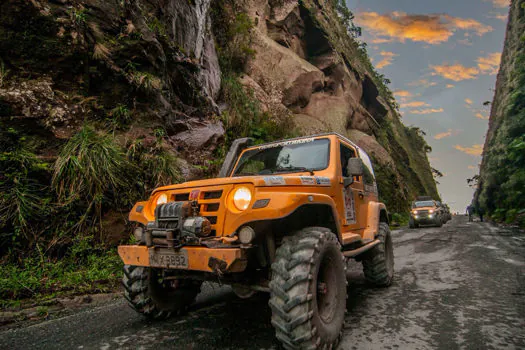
[362, 223, 394, 287]
[123, 265, 201, 319]
[269, 227, 347, 350]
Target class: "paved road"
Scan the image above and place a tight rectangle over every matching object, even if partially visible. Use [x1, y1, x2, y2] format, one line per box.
[2, 216, 524, 349]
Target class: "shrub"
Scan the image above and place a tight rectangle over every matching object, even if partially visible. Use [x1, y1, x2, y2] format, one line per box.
[52, 125, 133, 231]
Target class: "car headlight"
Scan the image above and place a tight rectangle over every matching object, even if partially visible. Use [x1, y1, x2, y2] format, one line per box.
[412, 210, 418, 215]
[429, 209, 434, 214]
[150, 193, 168, 215]
[156, 193, 168, 206]
[233, 187, 252, 211]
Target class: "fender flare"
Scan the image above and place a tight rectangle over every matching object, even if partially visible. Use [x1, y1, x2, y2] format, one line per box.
[363, 201, 389, 241]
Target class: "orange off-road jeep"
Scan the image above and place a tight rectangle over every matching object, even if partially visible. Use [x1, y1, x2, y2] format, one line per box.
[118, 133, 394, 349]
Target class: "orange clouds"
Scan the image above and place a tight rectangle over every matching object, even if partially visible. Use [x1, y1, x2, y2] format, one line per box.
[409, 108, 444, 115]
[400, 101, 430, 108]
[465, 98, 473, 105]
[376, 51, 398, 69]
[434, 130, 453, 140]
[446, 84, 455, 88]
[476, 52, 501, 75]
[430, 53, 501, 81]
[455, 144, 483, 156]
[489, 0, 509, 8]
[407, 79, 438, 88]
[356, 11, 493, 45]
[430, 63, 479, 81]
[394, 90, 412, 98]
[475, 112, 490, 120]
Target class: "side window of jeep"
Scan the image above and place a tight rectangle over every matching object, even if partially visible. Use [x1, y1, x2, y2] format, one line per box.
[339, 143, 356, 178]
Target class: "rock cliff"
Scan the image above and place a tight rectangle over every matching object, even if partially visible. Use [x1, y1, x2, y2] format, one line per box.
[0, 0, 438, 238]
[474, 0, 525, 225]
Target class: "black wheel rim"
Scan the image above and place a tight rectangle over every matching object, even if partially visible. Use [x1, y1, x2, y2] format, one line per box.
[316, 252, 338, 323]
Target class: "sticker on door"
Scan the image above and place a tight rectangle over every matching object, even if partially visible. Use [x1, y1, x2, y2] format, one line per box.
[344, 187, 356, 225]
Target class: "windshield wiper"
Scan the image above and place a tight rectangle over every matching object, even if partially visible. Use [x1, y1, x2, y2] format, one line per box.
[273, 166, 315, 175]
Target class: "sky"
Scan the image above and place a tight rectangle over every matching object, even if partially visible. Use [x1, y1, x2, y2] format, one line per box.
[346, 0, 509, 212]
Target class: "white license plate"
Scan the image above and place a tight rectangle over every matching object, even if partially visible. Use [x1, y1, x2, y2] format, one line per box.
[149, 249, 189, 269]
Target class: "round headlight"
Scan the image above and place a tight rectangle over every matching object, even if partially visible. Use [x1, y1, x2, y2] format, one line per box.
[429, 209, 434, 214]
[156, 193, 168, 206]
[233, 187, 252, 211]
[412, 210, 418, 214]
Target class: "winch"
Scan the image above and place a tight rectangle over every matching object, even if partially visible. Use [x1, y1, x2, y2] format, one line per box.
[141, 201, 212, 249]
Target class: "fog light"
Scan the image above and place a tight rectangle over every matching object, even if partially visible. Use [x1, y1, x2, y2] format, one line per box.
[134, 226, 144, 243]
[429, 214, 434, 218]
[238, 226, 255, 244]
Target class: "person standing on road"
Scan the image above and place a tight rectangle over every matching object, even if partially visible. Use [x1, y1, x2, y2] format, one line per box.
[478, 207, 484, 222]
[466, 205, 474, 222]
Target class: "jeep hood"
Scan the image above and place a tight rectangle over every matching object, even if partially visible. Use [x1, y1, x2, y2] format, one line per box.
[153, 174, 333, 193]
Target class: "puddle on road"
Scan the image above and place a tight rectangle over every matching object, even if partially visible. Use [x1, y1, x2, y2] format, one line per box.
[501, 258, 525, 267]
[467, 243, 499, 250]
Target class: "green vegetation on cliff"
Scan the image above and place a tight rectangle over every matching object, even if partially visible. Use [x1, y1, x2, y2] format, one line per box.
[475, 0, 525, 226]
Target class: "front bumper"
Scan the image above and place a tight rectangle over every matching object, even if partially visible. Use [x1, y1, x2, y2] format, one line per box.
[413, 216, 438, 224]
[118, 245, 247, 273]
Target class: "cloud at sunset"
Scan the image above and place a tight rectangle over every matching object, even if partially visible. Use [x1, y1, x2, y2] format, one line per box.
[446, 84, 455, 88]
[409, 108, 444, 115]
[434, 129, 453, 140]
[487, 0, 509, 8]
[430, 53, 501, 81]
[376, 51, 398, 69]
[400, 101, 430, 108]
[475, 112, 490, 120]
[430, 63, 480, 81]
[407, 79, 438, 88]
[465, 98, 473, 105]
[476, 52, 501, 75]
[356, 11, 493, 45]
[454, 144, 483, 156]
[394, 90, 412, 98]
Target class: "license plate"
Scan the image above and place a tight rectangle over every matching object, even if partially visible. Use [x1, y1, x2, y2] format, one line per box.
[149, 249, 189, 269]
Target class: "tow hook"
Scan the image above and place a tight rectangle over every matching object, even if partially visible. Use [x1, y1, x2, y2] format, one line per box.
[208, 257, 227, 277]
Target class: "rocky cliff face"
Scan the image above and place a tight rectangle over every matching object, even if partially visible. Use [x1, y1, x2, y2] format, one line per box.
[475, 0, 525, 225]
[0, 0, 438, 226]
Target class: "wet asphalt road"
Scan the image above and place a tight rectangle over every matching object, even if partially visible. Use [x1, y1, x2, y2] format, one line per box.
[1, 216, 524, 349]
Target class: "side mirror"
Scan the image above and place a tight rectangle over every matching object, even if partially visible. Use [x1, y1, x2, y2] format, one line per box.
[218, 137, 253, 177]
[347, 158, 364, 177]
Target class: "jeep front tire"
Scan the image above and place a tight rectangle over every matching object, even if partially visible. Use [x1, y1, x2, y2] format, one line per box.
[362, 223, 394, 286]
[122, 265, 201, 319]
[269, 227, 347, 350]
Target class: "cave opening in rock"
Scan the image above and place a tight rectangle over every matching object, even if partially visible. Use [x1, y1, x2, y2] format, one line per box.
[360, 75, 388, 122]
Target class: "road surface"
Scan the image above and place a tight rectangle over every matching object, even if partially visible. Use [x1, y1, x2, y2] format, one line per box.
[1, 216, 524, 349]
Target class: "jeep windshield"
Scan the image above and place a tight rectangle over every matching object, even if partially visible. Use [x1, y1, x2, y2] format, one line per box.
[233, 138, 330, 176]
[413, 201, 435, 208]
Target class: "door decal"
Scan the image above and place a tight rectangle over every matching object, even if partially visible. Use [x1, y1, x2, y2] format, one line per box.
[343, 188, 356, 225]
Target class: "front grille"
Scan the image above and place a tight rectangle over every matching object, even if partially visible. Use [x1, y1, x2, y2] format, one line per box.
[206, 216, 218, 224]
[206, 203, 220, 212]
[160, 185, 230, 237]
[174, 193, 190, 201]
[203, 190, 223, 199]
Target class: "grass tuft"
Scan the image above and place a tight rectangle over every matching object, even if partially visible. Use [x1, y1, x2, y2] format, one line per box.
[52, 125, 133, 230]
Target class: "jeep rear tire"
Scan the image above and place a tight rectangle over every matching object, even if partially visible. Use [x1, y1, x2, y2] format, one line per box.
[122, 265, 201, 319]
[269, 227, 347, 350]
[362, 223, 394, 287]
